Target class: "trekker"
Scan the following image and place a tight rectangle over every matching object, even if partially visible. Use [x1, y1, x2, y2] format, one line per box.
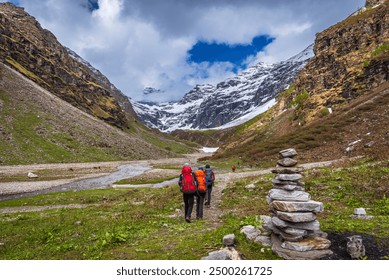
[232, 165, 236, 172]
[178, 163, 198, 223]
[204, 164, 215, 207]
[193, 166, 207, 219]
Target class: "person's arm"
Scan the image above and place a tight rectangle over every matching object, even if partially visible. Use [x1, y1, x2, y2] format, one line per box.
[212, 171, 215, 181]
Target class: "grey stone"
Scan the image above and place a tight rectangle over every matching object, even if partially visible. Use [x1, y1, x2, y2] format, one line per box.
[354, 208, 366, 215]
[347, 235, 365, 259]
[271, 225, 305, 242]
[283, 227, 307, 236]
[270, 200, 324, 213]
[277, 157, 298, 167]
[202, 247, 244, 260]
[271, 234, 333, 260]
[223, 234, 235, 246]
[27, 172, 38, 178]
[281, 236, 331, 252]
[272, 179, 298, 185]
[240, 225, 261, 241]
[254, 235, 272, 247]
[268, 189, 310, 202]
[272, 167, 303, 174]
[276, 211, 317, 222]
[271, 216, 320, 231]
[202, 251, 231, 260]
[276, 173, 302, 181]
[272, 184, 304, 191]
[279, 148, 298, 158]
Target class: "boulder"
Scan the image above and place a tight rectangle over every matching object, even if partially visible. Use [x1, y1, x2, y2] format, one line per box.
[268, 189, 310, 202]
[276, 211, 317, 223]
[270, 200, 324, 213]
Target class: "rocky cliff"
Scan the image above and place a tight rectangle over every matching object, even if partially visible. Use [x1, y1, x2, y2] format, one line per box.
[284, 0, 388, 124]
[0, 3, 133, 128]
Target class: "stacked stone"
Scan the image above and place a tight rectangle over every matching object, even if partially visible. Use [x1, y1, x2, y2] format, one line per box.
[266, 148, 333, 260]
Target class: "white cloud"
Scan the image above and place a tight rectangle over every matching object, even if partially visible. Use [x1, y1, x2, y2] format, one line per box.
[3, 0, 366, 102]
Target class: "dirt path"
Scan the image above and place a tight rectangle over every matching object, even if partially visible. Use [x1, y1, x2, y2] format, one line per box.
[0, 156, 338, 215]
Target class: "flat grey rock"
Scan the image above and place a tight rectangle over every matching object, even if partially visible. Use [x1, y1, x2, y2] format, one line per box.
[270, 200, 324, 213]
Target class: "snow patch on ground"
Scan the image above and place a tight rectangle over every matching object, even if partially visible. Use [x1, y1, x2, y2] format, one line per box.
[200, 147, 219, 153]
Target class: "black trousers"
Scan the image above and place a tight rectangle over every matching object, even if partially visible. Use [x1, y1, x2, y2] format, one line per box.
[195, 192, 206, 218]
[183, 193, 195, 218]
[205, 184, 213, 205]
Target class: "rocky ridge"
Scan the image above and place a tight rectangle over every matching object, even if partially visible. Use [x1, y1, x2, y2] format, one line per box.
[0, 3, 134, 128]
[285, 0, 388, 124]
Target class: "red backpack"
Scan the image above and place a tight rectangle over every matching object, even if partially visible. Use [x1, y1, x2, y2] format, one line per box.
[181, 166, 197, 194]
[194, 170, 207, 193]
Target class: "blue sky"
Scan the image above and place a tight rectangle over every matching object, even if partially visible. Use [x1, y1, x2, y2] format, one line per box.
[188, 35, 275, 72]
[1, 0, 365, 102]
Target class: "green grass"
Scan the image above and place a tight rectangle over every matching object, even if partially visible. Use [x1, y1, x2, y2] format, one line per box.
[114, 175, 178, 185]
[0, 159, 387, 259]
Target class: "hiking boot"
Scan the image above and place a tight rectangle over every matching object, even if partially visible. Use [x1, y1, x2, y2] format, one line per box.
[185, 217, 191, 223]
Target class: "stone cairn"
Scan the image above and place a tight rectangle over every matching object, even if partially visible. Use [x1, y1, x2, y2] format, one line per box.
[266, 148, 333, 259]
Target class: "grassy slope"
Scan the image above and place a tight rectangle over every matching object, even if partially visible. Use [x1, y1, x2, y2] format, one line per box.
[0, 64, 197, 164]
[0, 159, 388, 260]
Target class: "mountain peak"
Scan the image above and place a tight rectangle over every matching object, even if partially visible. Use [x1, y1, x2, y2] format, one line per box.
[134, 46, 313, 132]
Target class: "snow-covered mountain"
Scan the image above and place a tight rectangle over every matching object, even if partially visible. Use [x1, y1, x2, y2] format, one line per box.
[134, 45, 314, 132]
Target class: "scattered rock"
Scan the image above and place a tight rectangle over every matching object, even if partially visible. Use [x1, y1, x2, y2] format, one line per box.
[240, 225, 261, 241]
[347, 235, 366, 259]
[354, 208, 366, 215]
[254, 235, 272, 247]
[364, 141, 375, 148]
[245, 183, 256, 189]
[201, 247, 244, 260]
[74, 221, 82, 226]
[223, 234, 235, 246]
[27, 172, 38, 178]
[350, 208, 374, 220]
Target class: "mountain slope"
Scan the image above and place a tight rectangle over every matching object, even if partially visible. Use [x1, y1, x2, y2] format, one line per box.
[0, 3, 131, 128]
[0, 63, 193, 164]
[134, 45, 313, 132]
[213, 0, 389, 164]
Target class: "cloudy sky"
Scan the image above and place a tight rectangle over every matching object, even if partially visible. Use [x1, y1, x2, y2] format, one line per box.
[4, 0, 365, 102]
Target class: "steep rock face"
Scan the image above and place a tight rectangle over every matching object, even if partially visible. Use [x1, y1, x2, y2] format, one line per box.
[0, 3, 133, 128]
[288, 0, 388, 123]
[134, 45, 313, 132]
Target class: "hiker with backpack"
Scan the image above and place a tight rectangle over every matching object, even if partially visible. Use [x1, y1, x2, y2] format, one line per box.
[178, 163, 198, 223]
[193, 166, 207, 219]
[204, 164, 215, 207]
